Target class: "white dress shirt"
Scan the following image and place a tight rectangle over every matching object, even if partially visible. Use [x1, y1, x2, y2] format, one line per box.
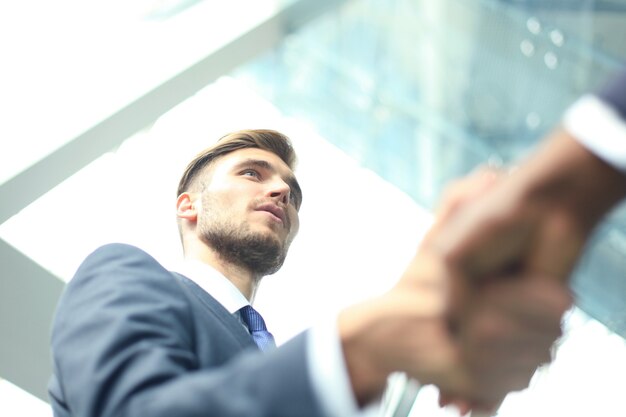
[175, 259, 363, 417]
[563, 94, 626, 171]
[177, 259, 249, 314]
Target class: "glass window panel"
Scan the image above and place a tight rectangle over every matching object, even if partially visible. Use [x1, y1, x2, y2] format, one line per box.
[234, 0, 626, 338]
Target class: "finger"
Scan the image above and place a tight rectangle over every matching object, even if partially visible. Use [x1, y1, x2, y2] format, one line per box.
[436, 207, 538, 330]
[478, 278, 572, 330]
[422, 168, 503, 248]
[461, 314, 554, 393]
[461, 278, 570, 369]
[526, 210, 587, 283]
[438, 391, 477, 415]
[455, 280, 570, 403]
[440, 396, 500, 417]
[431, 172, 539, 282]
[436, 167, 502, 220]
[470, 405, 500, 417]
[438, 392, 453, 408]
[463, 311, 557, 360]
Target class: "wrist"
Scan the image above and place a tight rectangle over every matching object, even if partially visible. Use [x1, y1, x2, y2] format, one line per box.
[337, 270, 455, 407]
[337, 300, 390, 407]
[514, 129, 626, 233]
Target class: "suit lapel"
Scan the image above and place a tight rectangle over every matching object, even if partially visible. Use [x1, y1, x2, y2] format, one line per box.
[172, 272, 257, 350]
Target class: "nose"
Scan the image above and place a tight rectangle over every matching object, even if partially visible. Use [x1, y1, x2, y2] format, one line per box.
[267, 177, 290, 205]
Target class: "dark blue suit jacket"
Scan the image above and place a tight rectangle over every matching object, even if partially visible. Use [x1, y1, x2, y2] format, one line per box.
[49, 244, 325, 417]
[598, 68, 626, 117]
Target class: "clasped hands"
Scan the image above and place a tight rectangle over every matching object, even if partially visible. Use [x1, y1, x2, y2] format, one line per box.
[339, 165, 579, 414]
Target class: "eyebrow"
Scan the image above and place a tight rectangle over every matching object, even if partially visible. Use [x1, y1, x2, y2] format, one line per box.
[234, 159, 303, 207]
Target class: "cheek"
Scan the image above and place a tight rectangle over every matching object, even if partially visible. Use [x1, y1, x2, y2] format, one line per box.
[200, 193, 245, 224]
[207, 188, 246, 210]
[214, 184, 257, 208]
[290, 211, 300, 236]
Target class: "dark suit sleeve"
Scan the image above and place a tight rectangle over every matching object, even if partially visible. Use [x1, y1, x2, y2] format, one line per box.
[49, 244, 324, 417]
[597, 68, 626, 119]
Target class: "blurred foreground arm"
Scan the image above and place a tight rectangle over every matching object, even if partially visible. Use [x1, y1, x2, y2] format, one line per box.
[428, 69, 626, 408]
[397, 69, 626, 410]
[335, 69, 626, 412]
[439, 131, 626, 289]
[337, 170, 571, 412]
[434, 70, 626, 298]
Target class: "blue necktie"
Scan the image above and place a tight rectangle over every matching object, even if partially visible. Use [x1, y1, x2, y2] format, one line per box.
[239, 305, 276, 351]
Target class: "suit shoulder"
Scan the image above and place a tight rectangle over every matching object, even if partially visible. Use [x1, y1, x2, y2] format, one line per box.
[86, 243, 156, 263]
[58, 244, 192, 331]
[80, 243, 161, 270]
[70, 243, 176, 290]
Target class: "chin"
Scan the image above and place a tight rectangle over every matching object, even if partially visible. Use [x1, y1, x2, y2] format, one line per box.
[251, 226, 287, 244]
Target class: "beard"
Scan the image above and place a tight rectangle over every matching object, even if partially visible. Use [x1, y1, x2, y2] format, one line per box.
[198, 195, 289, 277]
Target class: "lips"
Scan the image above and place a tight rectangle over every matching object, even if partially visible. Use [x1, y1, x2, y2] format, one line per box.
[256, 203, 287, 227]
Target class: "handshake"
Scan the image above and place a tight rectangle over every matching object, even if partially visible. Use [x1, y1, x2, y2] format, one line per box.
[338, 130, 626, 413]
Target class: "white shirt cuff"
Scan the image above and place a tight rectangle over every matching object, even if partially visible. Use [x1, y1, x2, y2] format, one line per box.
[307, 316, 360, 417]
[563, 94, 626, 172]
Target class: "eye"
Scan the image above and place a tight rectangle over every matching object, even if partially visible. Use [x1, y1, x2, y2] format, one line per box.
[241, 169, 261, 179]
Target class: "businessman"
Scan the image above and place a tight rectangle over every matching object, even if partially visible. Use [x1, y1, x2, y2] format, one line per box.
[49, 129, 570, 416]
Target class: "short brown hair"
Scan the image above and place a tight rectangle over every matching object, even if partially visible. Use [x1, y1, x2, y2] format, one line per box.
[177, 129, 297, 197]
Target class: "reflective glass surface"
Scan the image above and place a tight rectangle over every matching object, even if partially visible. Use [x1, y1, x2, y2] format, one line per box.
[234, 0, 626, 338]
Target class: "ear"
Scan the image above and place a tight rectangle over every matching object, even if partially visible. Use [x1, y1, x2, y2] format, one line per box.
[176, 192, 198, 223]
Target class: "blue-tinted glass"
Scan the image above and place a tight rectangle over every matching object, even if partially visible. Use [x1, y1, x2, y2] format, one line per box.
[234, 0, 626, 338]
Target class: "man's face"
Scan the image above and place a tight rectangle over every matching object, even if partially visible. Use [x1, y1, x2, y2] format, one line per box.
[194, 147, 302, 276]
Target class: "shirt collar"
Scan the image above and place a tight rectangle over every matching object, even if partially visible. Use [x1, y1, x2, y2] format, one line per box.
[175, 259, 249, 314]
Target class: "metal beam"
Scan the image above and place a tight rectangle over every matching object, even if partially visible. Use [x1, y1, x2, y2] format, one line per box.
[0, 238, 65, 402]
[0, 0, 348, 225]
[500, 0, 626, 12]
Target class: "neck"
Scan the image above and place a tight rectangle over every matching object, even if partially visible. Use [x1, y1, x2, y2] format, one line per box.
[184, 243, 261, 302]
